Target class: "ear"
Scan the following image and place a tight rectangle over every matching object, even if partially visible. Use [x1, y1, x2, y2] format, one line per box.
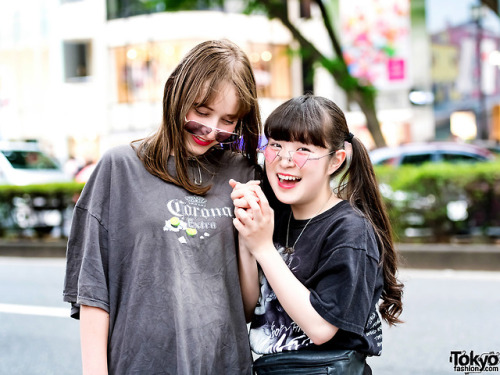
[327, 150, 347, 175]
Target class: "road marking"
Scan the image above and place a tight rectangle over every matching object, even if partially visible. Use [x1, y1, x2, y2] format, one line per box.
[0, 303, 68, 318]
[0, 257, 66, 267]
[401, 268, 500, 280]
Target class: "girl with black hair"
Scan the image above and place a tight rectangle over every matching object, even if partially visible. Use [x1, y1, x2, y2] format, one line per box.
[231, 94, 404, 374]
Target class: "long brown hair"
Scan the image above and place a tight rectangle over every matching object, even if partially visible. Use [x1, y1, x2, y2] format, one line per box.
[134, 39, 261, 195]
[264, 94, 404, 325]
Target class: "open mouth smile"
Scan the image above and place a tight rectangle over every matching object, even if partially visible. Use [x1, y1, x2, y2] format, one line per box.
[277, 173, 301, 188]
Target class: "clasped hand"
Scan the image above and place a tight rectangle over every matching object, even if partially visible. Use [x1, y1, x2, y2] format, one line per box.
[229, 179, 274, 256]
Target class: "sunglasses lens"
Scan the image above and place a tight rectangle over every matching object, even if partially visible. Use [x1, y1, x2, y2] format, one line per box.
[184, 121, 210, 136]
[185, 120, 238, 144]
[292, 151, 309, 168]
[215, 131, 233, 143]
[260, 146, 312, 168]
[263, 146, 278, 164]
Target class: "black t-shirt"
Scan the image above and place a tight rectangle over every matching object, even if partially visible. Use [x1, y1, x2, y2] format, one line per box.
[249, 200, 384, 356]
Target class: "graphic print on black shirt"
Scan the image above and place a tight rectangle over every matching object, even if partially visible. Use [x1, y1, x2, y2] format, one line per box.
[249, 244, 313, 354]
[365, 310, 383, 355]
[248, 202, 385, 356]
[249, 241, 383, 356]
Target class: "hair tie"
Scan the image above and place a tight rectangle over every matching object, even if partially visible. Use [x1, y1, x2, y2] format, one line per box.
[345, 132, 354, 143]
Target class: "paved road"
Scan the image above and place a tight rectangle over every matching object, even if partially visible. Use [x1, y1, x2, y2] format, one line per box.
[368, 269, 500, 375]
[0, 257, 81, 375]
[1, 257, 499, 374]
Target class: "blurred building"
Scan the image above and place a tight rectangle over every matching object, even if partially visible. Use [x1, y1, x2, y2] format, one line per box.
[0, 0, 440, 162]
[429, 0, 500, 142]
[0, 0, 299, 162]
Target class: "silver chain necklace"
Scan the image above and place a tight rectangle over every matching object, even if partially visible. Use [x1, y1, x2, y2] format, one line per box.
[285, 194, 333, 254]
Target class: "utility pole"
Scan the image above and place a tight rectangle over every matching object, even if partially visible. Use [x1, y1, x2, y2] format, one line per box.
[473, 3, 489, 140]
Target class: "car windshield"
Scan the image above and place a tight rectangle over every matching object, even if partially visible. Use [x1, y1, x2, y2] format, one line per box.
[1, 150, 59, 170]
[441, 153, 486, 163]
[401, 153, 433, 165]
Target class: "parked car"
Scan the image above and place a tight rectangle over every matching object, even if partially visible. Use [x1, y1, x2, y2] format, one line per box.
[371, 142, 497, 241]
[369, 142, 495, 166]
[0, 141, 71, 235]
[0, 141, 71, 185]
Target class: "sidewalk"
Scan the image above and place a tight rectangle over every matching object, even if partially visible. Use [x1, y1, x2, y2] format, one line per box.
[397, 243, 500, 271]
[0, 239, 499, 271]
[0, 239, 67, 258]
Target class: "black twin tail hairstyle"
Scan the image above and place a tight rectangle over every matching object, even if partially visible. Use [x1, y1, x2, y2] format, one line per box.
[338, 136, 404, 325]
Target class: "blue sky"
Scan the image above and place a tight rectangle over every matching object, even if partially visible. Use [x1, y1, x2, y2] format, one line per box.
[426, 0, 500, 33]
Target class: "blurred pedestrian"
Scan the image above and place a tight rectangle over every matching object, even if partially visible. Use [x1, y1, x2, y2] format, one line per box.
[231, 94, 404, 374]
[63, 155, 85, 178]
[63, 39, 262, 375]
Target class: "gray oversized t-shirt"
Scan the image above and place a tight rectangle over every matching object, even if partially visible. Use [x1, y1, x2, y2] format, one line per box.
[63, 144, 257, 374]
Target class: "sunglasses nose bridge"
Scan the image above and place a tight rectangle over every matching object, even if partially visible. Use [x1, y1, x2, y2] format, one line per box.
[196, 121, 226, 141]
[202, 127, 218, 140]
[198, 124, 214, 136]
[275, 151, 295, 167]
[285, 151, 309, 169]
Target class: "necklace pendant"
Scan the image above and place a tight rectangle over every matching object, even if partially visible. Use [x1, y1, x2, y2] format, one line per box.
[193, 163, 202, 185]
[284, 246, 295, 254]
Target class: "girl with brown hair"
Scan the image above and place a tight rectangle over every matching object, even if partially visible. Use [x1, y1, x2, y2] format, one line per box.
[64, 39, 261, 374]
[231, 94, 404, 374]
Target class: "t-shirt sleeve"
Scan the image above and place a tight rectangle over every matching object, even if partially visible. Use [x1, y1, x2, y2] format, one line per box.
[63, 154, 112, 319]
[63, 206, 109, 319]
[309, 233, 380, 336]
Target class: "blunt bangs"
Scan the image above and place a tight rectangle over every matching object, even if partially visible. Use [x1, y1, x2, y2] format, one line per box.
[264, 96, 328, 148]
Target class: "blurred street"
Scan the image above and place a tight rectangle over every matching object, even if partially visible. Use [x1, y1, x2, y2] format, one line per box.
[368, 269, 500, 375]
[1, 256, 499, 375]
[0, 257, 81, 375]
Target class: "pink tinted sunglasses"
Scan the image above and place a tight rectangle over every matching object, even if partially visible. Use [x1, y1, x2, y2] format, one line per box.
[184, 118, 240, 144]
[261, 144, 334, 169]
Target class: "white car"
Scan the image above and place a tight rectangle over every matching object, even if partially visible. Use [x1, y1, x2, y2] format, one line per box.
[0, 141, 71, 185]
[369, 142, 495, 166]
[0, 141, 72, 235]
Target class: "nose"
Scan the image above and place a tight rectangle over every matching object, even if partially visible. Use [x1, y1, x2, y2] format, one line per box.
[203, 129, 217, 141]
[278, 152, 295, 167]
[202, 119, 219, 140]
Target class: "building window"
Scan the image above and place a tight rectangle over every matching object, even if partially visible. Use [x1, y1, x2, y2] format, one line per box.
[63, 41, 91, 81]
[111, 40, 292, 103]
[112, 41, 186, 103]
[247, 44, 292, 99]
[106, 0, 223, 20]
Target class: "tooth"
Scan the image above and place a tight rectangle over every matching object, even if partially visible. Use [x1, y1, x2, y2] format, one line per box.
[278, 174, 300, 181]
